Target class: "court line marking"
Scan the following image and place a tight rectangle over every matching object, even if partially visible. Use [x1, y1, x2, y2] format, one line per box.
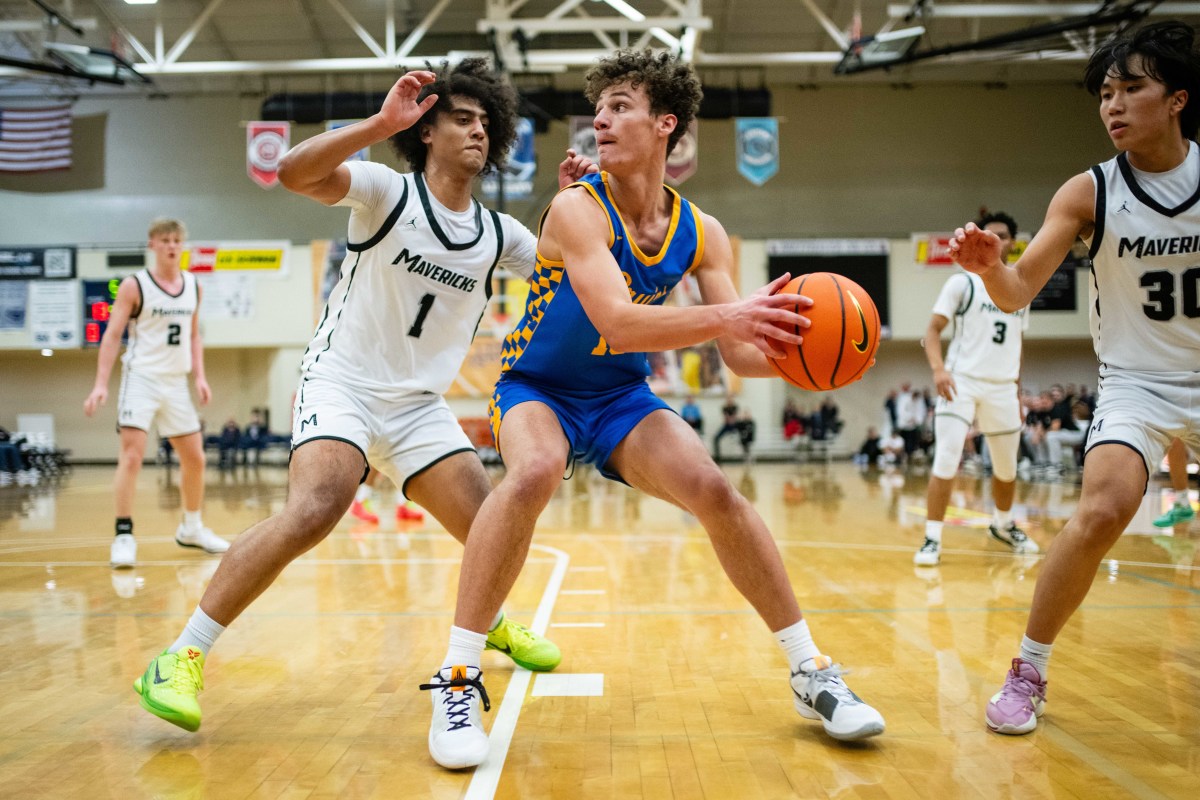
[0, 557, 556, 567]
[465, 543, 569, 800]
[550, 622, 605, 628]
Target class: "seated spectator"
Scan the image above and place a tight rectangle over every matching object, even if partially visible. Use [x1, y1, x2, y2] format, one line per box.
[713, 395, 741, 461]
[679, 395, 704, 434]
[818, 397, 843, 437]
[217, 419, 241, 470]
[880, 430, 907, 467]
[782, 398, 806, 441]
[854, 427, 883, 468]
[1045, 385, 1086, 473]
[737, 410, 756, 463]
[241, 409, 269, 466]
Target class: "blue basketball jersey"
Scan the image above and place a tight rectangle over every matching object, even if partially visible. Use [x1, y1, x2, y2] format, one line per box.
[498, 171, 705, 392]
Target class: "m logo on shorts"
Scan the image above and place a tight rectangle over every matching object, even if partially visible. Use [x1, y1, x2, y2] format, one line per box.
[299, 413, 318, 431]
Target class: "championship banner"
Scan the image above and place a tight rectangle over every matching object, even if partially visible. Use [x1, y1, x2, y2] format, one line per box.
[735, 118, 779, 186]
[482, 117, 535, 200]
[568, 116, 599, 162]
[182, 241, 289, 273]
[246, 122, 290, 189]
[326, 119, 369, 162]
[665, 121, 698, 186]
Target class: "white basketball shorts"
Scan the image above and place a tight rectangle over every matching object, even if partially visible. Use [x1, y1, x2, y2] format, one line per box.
[1087, 367, 1200, 481]
[291, 378, 475, 496]
[933, 374, 1022, 435]
[116, 369, 200, 438]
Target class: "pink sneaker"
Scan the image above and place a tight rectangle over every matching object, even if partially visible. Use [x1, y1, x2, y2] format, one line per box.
[986, 658, 1047, 735]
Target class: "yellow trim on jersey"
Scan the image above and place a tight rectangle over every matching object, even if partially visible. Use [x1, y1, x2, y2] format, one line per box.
[687, 202, 706, 274]
[600, 172, 681, 267]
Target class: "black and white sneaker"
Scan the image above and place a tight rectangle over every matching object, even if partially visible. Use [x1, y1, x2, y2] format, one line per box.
[421, 665, 491, 769]
[989, 522, 1040, 555]
[913, 537, 941, 566]
[791, 656, 885, 741]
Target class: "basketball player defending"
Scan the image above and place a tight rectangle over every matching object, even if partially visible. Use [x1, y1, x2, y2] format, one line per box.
[423, 50, 884, 771]
[132, 62, 580, 732]
[949, 21, 1200, 734]
[914, 212, 1039, 566]
[84, 218, 230, 569]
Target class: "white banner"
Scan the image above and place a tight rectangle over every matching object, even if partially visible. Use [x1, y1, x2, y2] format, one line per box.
[28, 280, 80, 348]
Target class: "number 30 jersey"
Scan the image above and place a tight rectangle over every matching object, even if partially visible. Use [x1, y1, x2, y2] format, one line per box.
[931, 271, 1027, 383]
[300, 161, 536, 398]
[1085, 143, 1200, 373]
[123, 268, 197, 376]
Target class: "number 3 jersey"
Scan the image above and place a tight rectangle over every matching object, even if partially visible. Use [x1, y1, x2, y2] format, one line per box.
[1085, 142, 1200, 373]
[931, 271, 1027, 383]
[122, 268, 198, 376]
[300, 161, 536, 398]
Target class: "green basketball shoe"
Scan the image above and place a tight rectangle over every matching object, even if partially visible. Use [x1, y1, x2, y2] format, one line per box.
[485, 614, 561, 672]
[133, 647, 205, 732]
[1153, 503, 1195, 528]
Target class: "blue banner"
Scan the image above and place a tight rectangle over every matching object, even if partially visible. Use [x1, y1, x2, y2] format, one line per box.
[482, 117, 535, 201]
[735, 118, 779, 187]
[325, 119, 369, 162]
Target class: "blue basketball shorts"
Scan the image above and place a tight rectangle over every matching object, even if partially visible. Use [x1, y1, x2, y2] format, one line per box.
[489, 376, 672, 482]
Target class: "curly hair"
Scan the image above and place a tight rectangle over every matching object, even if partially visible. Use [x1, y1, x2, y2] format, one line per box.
[1084, 21, 1200, 140]
[584, 49, 703, 156]
[389, 58, 519, 174]
[977, 211, 1017, 238]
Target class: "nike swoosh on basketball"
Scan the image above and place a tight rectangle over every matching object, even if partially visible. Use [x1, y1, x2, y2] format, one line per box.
[849, 292, 871, 354]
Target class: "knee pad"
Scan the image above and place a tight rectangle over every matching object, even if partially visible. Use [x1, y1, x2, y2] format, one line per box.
[987, 430, 1020, 482]
[931, 415, 968, 480]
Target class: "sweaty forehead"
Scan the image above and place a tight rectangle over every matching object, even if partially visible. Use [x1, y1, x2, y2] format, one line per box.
[448, 95, 486, 116]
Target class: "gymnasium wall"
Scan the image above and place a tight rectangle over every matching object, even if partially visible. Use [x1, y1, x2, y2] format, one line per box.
[0, 81, 1112, 461]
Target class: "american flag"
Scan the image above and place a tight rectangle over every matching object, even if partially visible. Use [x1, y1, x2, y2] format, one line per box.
[0, 104, 72, 173]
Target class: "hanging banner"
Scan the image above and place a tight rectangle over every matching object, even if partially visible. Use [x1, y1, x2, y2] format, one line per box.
[665, 121, 698, 186]
[482, 117, 535, 201]
[246, 121, 290, 189]
[568, 116, 598, 162]
[735, 118, 779, 186]
[325, 119, 369, 162]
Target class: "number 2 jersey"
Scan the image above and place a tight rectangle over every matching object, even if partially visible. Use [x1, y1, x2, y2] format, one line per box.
[498, 171, 704, 392]
[1085, 142, 1200, 374]
[300, 161, 537, 398]
[122, 268, 197, 376]
[931, 271, 1027, 383]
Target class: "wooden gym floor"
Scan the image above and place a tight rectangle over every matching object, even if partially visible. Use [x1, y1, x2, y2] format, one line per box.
[0, 461, 1197, 799]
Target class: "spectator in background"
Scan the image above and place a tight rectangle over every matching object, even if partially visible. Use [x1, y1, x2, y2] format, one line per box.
[880, 429, 906, 468]
[782, 397, 806, 441]
[1078, 385, 1096, 415]
[217, 419, 241, 470]
[883, 390, 899, 436]
[896, 384, 927, 459]
[680, 395, 704, 434]
[818, 397, 843, 437]
[855, 427, 883, 468]
[713, 394, 741, 461]
[1045, 385, 1086, 473]
[241, 409, 269, 466]
[737, 409, 757, 463]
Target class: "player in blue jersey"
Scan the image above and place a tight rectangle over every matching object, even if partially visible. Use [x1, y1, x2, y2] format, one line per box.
[421, 49, 886, 771]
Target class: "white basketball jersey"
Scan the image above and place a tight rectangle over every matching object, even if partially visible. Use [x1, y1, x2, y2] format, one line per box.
[122, 268, 197, 376]
[1084, 145, 1200, 373]
[932, 271, 1028, 382]
[300, 162, 536, 398]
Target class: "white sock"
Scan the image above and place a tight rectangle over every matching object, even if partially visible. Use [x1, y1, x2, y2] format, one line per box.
[925, 520, 944, 543]
[774, 618, 820, 674]
[355, 484, 373, 503]
[489, 610, 505, 631]
[994, 507, 1014, 528]
[1019, 635, 1053, 680]
[182, 510, 202, 531]
[442, 625, 487, 670]
[169, 606, 226, 656]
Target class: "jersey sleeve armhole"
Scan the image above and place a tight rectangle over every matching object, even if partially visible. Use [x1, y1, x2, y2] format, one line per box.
[686, 202, 706, 273]
[1087, 166, 1106, 261]
[346, 176, 411, 253]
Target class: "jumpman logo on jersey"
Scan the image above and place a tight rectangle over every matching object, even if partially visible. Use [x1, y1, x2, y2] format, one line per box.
[1117, 201, 1131, 214]
[403, 217, 418, 230]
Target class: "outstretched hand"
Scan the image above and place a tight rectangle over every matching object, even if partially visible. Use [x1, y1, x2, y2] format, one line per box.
[949, 222, 1004, 274]
[377, 71, 439, 134]
[726, 272, 813, 359]
[558, 148, 599, 188]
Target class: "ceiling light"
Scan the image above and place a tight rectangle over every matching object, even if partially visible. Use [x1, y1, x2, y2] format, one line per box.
[124, 1, 158, 5]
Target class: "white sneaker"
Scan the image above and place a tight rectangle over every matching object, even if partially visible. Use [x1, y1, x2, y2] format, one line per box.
[913, 537, 941, 566]
[175, 524, 230, 554]
[421, 666, 490, 769]
[989, 523, 1040, 555]
[111, 534, 137, 568]
[791, 656, 885, 741]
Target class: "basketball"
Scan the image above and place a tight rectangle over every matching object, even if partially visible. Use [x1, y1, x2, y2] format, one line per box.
[769, 272, 880, 392]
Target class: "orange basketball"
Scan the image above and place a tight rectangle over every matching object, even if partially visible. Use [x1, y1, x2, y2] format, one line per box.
[768, 272, 880, 392]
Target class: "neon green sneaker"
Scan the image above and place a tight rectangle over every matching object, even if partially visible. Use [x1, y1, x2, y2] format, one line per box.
[1153, 503, 1195, 528]
[485, 614, 561, 672]
[133, 647, 205, 732]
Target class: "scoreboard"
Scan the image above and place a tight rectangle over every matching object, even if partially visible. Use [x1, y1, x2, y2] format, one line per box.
[81, 278, 123, 348]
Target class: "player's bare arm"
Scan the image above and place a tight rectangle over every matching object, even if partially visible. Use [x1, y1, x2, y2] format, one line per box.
[278, 70, 438, 205]
[191, 283, 211, 406]
[545, 190, 808, 355]
[923, 314, 956, 400]
[951, 173, 1094, 312]
[83, 276, 139, 416]
[692, 213, 814, 376]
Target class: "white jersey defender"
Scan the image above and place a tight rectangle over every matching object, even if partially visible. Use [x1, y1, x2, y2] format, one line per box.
[300, 161, 536, 398]
[1086, 142, 1200, 374]
[123, 268, 198, 376]
[932, 271, 1028, 384]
